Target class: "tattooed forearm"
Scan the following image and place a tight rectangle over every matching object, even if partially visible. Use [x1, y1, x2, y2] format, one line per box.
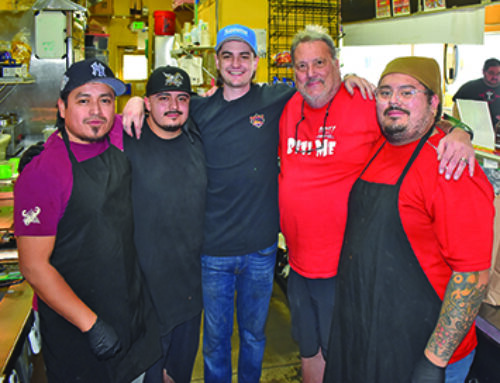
[425, 270, 488, 366]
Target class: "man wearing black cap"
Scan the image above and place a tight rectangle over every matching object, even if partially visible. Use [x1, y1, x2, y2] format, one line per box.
[324, 57, 494, 383]
[14, 59, 161, 383]
[122, 66, 207, 383]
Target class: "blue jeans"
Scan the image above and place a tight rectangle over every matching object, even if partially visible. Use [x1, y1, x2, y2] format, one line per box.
[445, 349, 475, 383]
[201, 242, 277, 383]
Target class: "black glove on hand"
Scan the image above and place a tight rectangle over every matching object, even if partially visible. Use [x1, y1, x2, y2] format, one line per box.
[85, 317, 121, 361]
[18, 142, 45, 173]
[411, 354, 446, 383]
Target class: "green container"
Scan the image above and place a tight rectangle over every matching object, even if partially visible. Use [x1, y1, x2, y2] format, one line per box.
[0, 163, 12, 179]
[8, 157, 19, 169]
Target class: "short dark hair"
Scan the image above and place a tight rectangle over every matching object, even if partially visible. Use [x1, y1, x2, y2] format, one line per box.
[423, 84, 442, 124]
[56, 95, 69, 132]
[483, 58, 500, 72]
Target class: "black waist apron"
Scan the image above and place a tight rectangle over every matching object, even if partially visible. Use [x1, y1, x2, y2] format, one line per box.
[324, 128, 442, 383]
[38, 130, 160, 383]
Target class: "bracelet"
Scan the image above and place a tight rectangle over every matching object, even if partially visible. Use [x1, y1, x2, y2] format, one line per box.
[442, 113, 474, 140]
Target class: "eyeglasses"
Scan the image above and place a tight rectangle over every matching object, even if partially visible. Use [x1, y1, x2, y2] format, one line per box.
[294, 58, 328, 73]
[374, 86, 428, 103]
[294, 98, 333, 154]
[485, 70, 500, 77]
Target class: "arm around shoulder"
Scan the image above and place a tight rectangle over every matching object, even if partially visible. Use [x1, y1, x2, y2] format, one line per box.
[121, 96, 146, 139]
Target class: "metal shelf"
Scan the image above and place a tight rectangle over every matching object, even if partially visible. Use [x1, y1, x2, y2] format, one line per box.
[0, 77, 35, 107]
[0, 76, 35, 85]
[267, 0, 340, 83]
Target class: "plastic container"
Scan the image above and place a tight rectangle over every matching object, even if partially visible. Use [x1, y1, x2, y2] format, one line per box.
[0, 162, 12, 179]
[8, 157, 19, 176]
[154, 11, 176, 36]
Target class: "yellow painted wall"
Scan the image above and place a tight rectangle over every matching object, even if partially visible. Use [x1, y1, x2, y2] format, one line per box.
[199, 0, 268, 82]
[198, 0, 216, 43]
[0, 0, 13, 10]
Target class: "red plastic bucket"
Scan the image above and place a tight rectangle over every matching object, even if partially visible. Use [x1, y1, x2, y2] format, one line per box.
[154, 10, 176, 35]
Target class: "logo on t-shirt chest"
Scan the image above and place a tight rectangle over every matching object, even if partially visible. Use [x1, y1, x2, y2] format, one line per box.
[481, 90, 500, 103]
[249, 113, 265, 128]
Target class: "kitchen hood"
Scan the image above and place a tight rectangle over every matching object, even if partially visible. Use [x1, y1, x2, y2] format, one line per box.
[32, 0, 87, 12]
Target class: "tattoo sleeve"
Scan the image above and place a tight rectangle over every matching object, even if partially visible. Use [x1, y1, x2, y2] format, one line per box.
[426, 271, 488, 365]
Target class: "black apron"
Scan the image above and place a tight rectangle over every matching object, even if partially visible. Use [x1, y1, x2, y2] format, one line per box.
[123, 119, 206, 336]
[324, 128, 442, 383]
[38, 130, 160, 383]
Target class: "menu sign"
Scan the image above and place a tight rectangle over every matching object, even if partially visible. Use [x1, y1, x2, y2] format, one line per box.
[423, 0, 446, 11]
[392, 0, 410, 16]
[376, 0, 391, 18]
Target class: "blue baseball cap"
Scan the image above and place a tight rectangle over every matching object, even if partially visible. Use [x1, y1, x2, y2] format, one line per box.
[216, 24, 258, 55]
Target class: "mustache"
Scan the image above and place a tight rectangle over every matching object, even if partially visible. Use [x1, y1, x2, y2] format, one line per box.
[83, 117, 107, 124]
[163, 110, 183, 117]
[305, 78, 324, 86]
[384, 106, 410, 116]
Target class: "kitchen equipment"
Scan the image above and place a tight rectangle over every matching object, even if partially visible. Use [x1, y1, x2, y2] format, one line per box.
[0, 117, 24, 157]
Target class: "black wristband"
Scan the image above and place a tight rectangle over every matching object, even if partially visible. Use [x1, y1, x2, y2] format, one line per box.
[443, 113, 474, 140]
[449, 125, 474, 141]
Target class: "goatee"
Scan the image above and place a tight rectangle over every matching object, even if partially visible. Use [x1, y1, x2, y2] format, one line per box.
[159, 124, 182, 133]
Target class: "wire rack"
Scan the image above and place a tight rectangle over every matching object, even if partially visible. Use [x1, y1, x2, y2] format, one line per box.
[268, 0, 340, 84]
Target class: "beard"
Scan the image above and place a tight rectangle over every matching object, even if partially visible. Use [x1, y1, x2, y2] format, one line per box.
[380, 105, 434, 145]
[158, 123, 183, 133]
[150, 111, 184, 133]
[381, 123, 408, 144]
[380, 106, 410, 144]
[298, 78, 339, 109]
[70, 118, 110, 143]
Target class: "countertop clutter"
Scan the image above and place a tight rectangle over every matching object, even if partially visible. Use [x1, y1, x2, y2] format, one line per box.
[0, 170, 38, 383]
[0, 274, 34, 383]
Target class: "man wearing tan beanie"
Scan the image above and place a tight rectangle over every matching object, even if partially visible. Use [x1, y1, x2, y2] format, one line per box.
[323, 57, 494, 383]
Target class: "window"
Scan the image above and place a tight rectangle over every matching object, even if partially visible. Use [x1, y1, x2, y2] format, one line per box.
[122, 54, 147, 81]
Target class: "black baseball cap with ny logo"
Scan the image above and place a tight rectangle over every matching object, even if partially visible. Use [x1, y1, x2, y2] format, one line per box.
[60, 59, 126, 97]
